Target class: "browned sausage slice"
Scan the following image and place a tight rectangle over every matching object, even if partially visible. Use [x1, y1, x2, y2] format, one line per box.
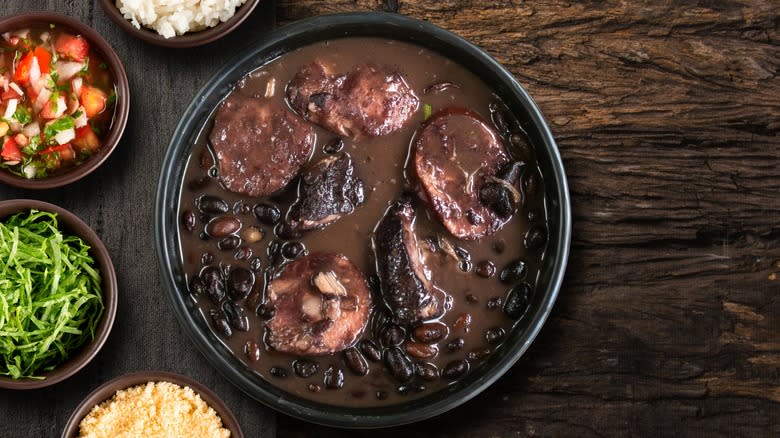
[265, 253, 372, 356]
[209, 94, 315, 197]
[413, 107, 511, 240]
[372, 197, 446, 326]
[286, 61, 418, 138]
[287, 153, 365, 231]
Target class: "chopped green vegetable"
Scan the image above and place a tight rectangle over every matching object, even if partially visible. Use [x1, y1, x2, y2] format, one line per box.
[423, 103, 433, 121]
[12, 106, 31, 125]
[0, 210, 103, 379]
[43, 116, 74, 143]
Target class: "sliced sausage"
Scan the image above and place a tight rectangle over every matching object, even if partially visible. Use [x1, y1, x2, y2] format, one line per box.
[286, 61, 418, 138]
[265, 253, 372, 356]
[209, 94, 315, 197]
[287, 153, 365, 231]
[413, 107, 511, 240]
[372, 197, 446, 326]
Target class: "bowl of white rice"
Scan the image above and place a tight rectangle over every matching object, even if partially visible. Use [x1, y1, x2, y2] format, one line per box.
[98, 0, 260, 48]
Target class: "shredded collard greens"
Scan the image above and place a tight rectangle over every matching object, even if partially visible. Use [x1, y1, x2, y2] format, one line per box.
[0, 210, 103, 379]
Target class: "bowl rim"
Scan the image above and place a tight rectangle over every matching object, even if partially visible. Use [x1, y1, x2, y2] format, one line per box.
[0, 199, 118, 390]
[60, 370, 245, 438]
[97, 0, 261, 48]
[0, 11, 130, 190]
[155, 11, 571, 428]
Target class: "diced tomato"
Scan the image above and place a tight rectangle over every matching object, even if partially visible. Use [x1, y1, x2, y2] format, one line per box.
[1, 88, 22, 101]
[40, 96, 66, 120]
[1, 137, 22, 162]
[13, 51, 35, 85]
[39, 143, 75, 162]
[73, 125, 100, 153]
[54, 33, 89, 62]
[80, 85, 107, 117]
[33, 46, 51, 75]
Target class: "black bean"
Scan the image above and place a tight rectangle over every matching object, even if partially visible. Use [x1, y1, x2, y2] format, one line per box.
[454, 246, 471, 261]
[198, 231, 209, 241]
[485, 327, 506, 345]
[210, 311, 232, 338]
[227, 267, 254, 301]
[385, 347, 415, 382]
[188, 176, 210, 191]
[281, 241, 305, 259]
[489, 102, 511, 135]
[270, 366, 287, 378]
[324, 365, 345, 389]
[527, 209, 540, 222]
[487, 296, 503, 310]
[200, 265, 221, 284]
[275, 222, 301, 240]
[497, 161, 525, 185]
[188, 273, 206, 296]
[182, 210, 196, 231]
[234, 247, 252, 261]
[523, 170, 539, 199]
[380, 324, 406, 347]
[198, 195, 229, 215]
[244, 340, 260, 362]
[249, 256, 263, 272]
[446, 338, 465, 352]
[257, 304, 275, 320]
[475, 260, 496, 278]
[344, 348, 369, 376]
[468, 348, 491, 361]
[500, 259, 528, 284]
[413, 322, 448, 344]
[253, 203, 281, 225]
[524, 226, 547, 250]
[508, 132, 531, 161]
[293, 359, 320, 378]
[479, 182, 515, 218]
[201, 266, 225, 304]
[222, 301, 249, 332]
[218, 235, 241, 251]
[322, 137, 344, 154]
[358, 339, 382, 362]
[442, 359, 470, 380]
[458, 260, 472, 273]
[415, 362, 439, 381]
[207, 167, 218, 178]
[200, 252, 214, 265]
[505, 282, 532, 319]
[232, 200, 250, 215]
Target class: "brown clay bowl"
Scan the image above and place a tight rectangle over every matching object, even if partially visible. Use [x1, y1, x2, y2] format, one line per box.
[61, 371, 244, 437]
[0, 12, 130, 190]
[0, 199, 118, 389]
[98, 0, 261, 48]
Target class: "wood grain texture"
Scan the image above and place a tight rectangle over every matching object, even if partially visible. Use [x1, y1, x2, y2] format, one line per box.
[0, 0, 777, 437]
[275, 0, 780, 437]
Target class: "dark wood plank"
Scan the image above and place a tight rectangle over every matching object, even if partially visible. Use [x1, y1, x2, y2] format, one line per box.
[274, 1, 780, 436]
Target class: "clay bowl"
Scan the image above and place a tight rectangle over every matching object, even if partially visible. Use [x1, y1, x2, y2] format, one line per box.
[155, 12, 571, 428]
[98, 0, 260, 48]
[61, 371, 244, 437]
[0, 199, 117, 389]
[0, 12, 129, 190]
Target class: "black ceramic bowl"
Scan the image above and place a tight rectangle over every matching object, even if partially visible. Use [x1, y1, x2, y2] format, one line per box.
[155, 12, 570, 428]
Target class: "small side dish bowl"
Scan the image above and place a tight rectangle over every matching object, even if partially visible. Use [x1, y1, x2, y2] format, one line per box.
[0, 12, 130, 190]
[61, 371, 244, 438]
[98, 0, 260, 48]
[0, 199, 117, 389]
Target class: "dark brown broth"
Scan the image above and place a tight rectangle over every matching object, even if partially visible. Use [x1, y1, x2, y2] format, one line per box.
[177, 38, 546, 406]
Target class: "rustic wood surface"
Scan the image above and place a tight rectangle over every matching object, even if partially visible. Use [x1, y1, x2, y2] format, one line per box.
[1, 0, 778, 436]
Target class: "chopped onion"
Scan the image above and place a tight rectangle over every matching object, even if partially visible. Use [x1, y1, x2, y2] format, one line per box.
[9, 82, 23, 97]
[54, 127, 75, 145]
[33, 88, 51, 113]
[55, 61, 83, 82]
[1, 32, 10, 43]
[71, 77, 83, 96]
[40, 32, 50, 43]
[51, 95, 67, 119]
[73, 107, 87, 128]
[31, 75, 47, 95]
[29, 56, 41, 84]
[23, 164, 37, 179]
[3, 98, 17, 119]
[22, 123, 40, 138]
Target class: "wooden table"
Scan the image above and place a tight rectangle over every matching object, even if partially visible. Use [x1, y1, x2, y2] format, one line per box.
[1, 1, 778, 436]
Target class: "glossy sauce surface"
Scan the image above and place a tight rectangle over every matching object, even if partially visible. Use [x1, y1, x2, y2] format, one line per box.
[178, 38, 547, 407]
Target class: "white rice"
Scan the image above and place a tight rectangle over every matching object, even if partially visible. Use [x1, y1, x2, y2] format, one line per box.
[116, 0, 248, 39]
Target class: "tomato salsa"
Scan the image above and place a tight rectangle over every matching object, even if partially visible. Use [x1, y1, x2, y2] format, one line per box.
[0, 24, 116, 178]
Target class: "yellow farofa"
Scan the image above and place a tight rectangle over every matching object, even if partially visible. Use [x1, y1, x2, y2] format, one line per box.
[78, 381, 231, 438]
